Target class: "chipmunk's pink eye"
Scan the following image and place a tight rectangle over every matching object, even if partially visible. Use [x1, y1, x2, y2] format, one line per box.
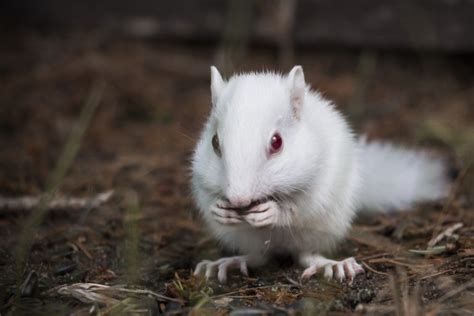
[270, 133, 283, 154]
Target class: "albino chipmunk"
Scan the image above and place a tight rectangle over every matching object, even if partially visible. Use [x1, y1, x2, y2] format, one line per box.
[191, 65, 448, 283]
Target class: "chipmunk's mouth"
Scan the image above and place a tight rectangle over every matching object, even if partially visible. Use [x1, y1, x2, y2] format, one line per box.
[222, 196, 276, 213]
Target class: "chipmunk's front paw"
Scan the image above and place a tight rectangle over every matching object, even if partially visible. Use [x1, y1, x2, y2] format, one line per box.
[210, 200, 243, 225]
[243, 200, 279, 228]
[194, 256, 249, 283]
[301, 255, 364, 284]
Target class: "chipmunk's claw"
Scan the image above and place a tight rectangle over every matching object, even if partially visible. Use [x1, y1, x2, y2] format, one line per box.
[194, 256, 249, 283]
[301, 256, 364, 284]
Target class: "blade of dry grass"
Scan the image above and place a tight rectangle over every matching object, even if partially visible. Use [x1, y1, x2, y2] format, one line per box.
[15, 81, 105, 284]
[123, 191, 141, 284]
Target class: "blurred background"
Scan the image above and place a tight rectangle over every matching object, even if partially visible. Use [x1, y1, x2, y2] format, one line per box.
[0, 1, 473, 314]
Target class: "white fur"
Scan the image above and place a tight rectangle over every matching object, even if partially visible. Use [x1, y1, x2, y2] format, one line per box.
[191, 66, 449, 275]
[357, 138, 448, 212]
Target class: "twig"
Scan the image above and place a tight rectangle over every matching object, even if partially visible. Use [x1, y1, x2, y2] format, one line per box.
[49, 283, 182, 306]
[0, 190, 114, 213]
[71, 241, 93, 260]
[357, 252, 391, 261]
[361, 262, 389, 276]
[284, 274, 301, 287]
[419, 270, 453, 280]
[428, 222, 463, 248]
[19, 271, 38, 297]
[368, 258, 432, 269]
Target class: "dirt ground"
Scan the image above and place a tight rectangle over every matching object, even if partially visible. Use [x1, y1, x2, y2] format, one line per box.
[0, 30, 473, 315]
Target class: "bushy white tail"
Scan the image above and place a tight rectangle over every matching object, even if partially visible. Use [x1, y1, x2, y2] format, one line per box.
[357, 138, 449, 212]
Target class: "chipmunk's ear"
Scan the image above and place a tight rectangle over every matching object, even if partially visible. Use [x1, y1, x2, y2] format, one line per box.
[210, 66, 225, 107]
[287, 65, 305, 119]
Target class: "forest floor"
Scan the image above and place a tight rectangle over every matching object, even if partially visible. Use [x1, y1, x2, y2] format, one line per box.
[0, 30, 473, 315]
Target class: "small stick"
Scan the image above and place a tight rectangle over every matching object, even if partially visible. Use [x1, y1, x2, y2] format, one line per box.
[428, 222, 463, 248]
[419, 270, 453, 280]
[357, 253, 391, 261]
[50, 283, 182, 305]
[0, 190, 114, 213]
[368, 258, 432, 269]
[361, 262, 389, 276]
[70, 241, 93, 260]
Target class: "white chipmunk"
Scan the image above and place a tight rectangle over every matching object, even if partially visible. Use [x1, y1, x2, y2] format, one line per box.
[191, 66, 449, 283]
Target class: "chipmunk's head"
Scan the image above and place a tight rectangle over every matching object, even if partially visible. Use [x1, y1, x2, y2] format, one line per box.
[192, 66, 320, 210]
